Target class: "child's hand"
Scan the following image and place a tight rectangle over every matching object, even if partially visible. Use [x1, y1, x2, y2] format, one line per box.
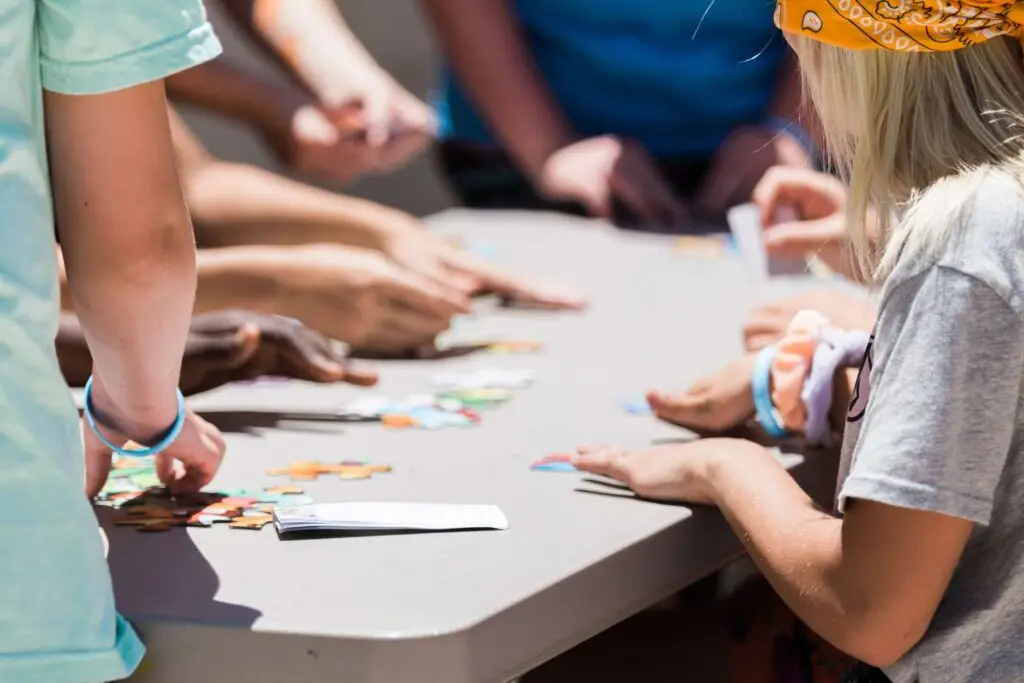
[571, 439, 767, 504]
[646, 353, 757, 433]
[84, 411, 226, 499]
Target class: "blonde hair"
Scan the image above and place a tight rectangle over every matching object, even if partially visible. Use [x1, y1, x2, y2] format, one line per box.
[790, 36, 1024, 281]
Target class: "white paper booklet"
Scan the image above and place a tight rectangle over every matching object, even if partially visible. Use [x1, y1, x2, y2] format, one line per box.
[273, 502, 509, 535]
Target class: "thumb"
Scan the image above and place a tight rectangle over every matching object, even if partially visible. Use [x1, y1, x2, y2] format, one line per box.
[292, 106, 340, 146]
[362, 93, 392, 147]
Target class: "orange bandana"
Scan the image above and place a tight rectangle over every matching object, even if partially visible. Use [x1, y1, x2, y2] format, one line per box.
[775, 0, 1024, 51]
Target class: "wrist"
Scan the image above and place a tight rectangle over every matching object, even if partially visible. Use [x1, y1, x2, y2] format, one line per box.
[87, 373, 180, 443]
[705, 439, 776, 505]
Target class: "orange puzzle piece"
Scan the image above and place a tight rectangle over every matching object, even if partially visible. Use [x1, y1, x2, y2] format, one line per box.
[267, 460, 392, 481]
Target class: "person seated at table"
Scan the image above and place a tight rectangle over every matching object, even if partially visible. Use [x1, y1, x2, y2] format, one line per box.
[421, 0, 815, 226]
[741, 165, 877, 352]
[169, 0, 436, 184]
[570, 4, 1024, 682]
[58, 311, 379, 398]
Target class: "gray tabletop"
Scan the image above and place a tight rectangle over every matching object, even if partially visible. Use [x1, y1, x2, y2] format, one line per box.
[115, 210, 852, 683]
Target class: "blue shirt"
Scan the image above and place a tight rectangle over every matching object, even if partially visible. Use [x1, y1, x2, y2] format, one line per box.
[437, 0, 787, 158]
[0, 2, 219, 681]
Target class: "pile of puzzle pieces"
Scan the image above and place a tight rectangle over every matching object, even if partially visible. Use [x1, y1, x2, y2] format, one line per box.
[95, 456, 391, 532]
[337, 367, 537, 430]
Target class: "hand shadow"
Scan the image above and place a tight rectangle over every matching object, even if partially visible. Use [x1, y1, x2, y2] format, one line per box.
[198, 409, 359, 435]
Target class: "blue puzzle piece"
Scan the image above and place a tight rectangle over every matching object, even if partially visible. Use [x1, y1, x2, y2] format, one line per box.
[620, 396, 652, 415]
[531, 461, 578, 473]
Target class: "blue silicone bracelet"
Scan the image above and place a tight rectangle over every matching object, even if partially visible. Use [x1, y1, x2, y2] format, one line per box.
[83, 376, 186, 457]
[752, 345, 789, 438]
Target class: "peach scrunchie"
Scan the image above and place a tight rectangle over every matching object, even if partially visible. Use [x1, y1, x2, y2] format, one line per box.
[770, 309, 831, 431]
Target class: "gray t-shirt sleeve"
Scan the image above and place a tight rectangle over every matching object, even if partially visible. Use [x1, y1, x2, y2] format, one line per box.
[840, 265, 1024, 525]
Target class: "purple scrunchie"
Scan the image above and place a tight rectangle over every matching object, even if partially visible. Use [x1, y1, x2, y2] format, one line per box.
[801, 328, 871, 447]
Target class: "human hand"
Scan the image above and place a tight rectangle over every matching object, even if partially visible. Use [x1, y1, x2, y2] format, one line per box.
[263, 101, 430, 183]
[272, 245, 469, 354]
[180, 311, 379, 395]
[372, 220, 586, 310]
[438, 248, 587, 310]
[569, 439, 766, 505]
[751, 166, 852, 276]
[743, 289, 877, 351]
[695, 125, 814, 221]
[318, 70, 437, 147]
[84, 410, 226, 499]
[646, 354, 757, 434]
[537, 136, 688, 226]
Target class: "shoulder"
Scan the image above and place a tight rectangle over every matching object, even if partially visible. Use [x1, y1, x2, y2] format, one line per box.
[884, 169, 1024, 315]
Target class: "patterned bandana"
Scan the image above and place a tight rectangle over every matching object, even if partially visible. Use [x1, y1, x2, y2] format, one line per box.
[775, 0, 1024, 51]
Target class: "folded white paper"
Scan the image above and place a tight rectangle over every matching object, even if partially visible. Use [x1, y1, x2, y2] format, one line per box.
[273, 502, 509, 534]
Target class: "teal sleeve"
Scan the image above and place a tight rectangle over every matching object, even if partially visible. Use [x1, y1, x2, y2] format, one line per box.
[38, 0, 222, 95]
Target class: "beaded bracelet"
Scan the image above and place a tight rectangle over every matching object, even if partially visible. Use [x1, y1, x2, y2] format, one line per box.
[752, 345, 789, 438]
[83, 376, 186, 457]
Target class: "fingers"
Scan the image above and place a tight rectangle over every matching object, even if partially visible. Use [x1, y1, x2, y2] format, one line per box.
[610, 147, 688, 226]
[379, 269, 471, 317]
[646, 389, 714, 429]
[361, 93, 393, 147]
[274, 324, 379, 386]
[763, 218, 842, 260]
[752, 165, 844, 227]
[571, 446, 629, 481]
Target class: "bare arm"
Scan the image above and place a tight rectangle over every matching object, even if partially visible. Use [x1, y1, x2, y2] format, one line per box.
[708, 451, 971, 667]
[48, 81, 196, 437]
[421, 0, 574, 178]
[165, 58, 302, 139]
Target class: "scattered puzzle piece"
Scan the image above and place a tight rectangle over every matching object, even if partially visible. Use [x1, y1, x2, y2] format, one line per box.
[229, 513, 274, 530]
[485, 340, 542, 354]
[620, 396, 653, 416]
[530, 454, 579, 473]
[674, 234, 735, 259]
[267, 460, 391, 482]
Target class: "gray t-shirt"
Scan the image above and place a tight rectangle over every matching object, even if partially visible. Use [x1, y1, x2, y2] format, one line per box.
[838, 171, 1024, 683]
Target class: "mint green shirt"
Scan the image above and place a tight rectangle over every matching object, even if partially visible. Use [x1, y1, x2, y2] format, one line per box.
[0, 2, 220, 681]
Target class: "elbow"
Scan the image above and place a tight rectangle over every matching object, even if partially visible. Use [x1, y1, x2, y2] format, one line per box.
[836, 605, 929, 669]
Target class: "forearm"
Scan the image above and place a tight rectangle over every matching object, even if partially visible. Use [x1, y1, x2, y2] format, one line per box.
[49, 84, 194, 434]
[166, 59, 300, 136]
[422, 0, 574, 177]
[240, 0, 385, 105]
[192, 246, 285, 316]
[707, 450, 871, 659]
[185, 161, 405, 249]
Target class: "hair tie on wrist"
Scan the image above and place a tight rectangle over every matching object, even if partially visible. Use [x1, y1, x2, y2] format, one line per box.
[83, 376, 186, 457]
[753, 345, 789, 438]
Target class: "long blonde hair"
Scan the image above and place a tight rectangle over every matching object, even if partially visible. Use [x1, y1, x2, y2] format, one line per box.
[791, 36, 1024, 280]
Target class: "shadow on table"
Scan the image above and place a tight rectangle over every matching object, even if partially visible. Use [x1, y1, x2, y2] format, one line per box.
[96, 506, 262, 632]
[198, 409, 355, 435]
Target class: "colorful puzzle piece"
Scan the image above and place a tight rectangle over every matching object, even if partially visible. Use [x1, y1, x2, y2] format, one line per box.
[530, 454, 579, 473]
[674, 234, 736, 259]
[620, 396, 653, 416]
[267, 460, 391, 482]
[485, 340, 542, 354]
